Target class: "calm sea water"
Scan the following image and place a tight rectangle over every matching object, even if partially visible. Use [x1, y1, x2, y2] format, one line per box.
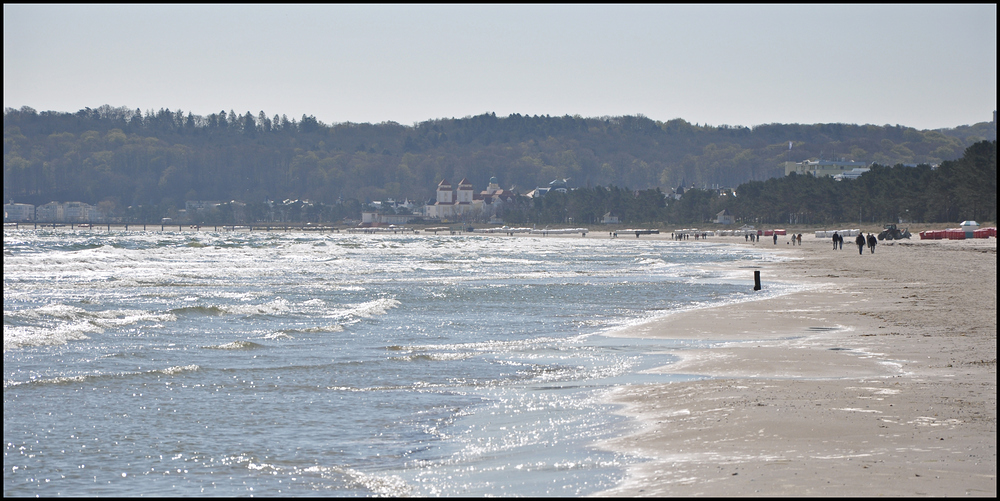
[4, 229, 794, 496]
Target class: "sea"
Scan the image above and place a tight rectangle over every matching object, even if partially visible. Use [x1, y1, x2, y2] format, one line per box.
[4, 228, 797, 496]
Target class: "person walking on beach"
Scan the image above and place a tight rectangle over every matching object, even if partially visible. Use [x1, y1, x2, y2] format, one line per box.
[774, 233, 778, 245]
[856, 234, 866, 254]
[832, 231, 840, 250]
[867, 233, 877, 254]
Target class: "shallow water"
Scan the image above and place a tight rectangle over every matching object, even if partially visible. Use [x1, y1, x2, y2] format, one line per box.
[4, 229, 793, 496]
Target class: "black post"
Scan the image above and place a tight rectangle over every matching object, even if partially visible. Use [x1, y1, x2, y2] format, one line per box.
[753, 270, 761, 291]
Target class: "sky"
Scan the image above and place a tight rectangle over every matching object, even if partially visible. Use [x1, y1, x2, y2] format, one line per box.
[4, 4, 996, 131]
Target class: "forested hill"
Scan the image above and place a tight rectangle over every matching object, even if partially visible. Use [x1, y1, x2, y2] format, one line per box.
[3, 105, 996, 209]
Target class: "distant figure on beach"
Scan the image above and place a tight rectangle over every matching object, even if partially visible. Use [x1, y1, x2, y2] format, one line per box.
[832, 231, 840, 250]
[797, 233, 803, 245]
[773, 233, 778, 245]
[867, 233, 877, 253]
[744, 234, 748, 242]
[856, 234, 866, 254]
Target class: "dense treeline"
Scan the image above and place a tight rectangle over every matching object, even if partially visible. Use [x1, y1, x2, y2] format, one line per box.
[4, 105, 995, 223]
[518, 140, 996, 226]
[722, 140, 996, 225]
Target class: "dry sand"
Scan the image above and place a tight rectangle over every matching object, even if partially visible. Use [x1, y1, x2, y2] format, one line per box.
[594, 233, 996, 497]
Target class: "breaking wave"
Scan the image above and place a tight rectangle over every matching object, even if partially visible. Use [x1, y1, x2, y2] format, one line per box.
[202, 340, 266, 350]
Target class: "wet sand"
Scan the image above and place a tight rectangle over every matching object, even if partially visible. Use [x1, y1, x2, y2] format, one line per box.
[595, 234, 996, 496]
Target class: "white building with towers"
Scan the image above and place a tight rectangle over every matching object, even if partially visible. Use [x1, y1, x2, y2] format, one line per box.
[426, 178, 482, 220]
[425, 177, 516, 221]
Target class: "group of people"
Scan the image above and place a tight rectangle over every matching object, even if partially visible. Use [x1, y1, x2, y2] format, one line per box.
[744, 232, 803, 244]
[860, 233, 877, 254]
[832, 231, 845, 249]
[832, 231, 877, 254]
[741, 230, 880, 255]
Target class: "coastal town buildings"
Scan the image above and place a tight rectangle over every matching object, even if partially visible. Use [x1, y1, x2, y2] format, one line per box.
[11, 201, 106, 223]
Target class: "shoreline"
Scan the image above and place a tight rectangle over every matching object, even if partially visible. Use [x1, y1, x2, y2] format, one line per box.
[593, 236, 996, 496]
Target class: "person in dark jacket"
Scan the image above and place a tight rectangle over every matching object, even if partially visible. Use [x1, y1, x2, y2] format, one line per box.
[856, 234, 866, 255]
[832, 232, 839, 250]
[867, 233, 877, 253]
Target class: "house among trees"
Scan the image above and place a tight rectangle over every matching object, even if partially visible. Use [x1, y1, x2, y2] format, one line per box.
[784, 159, 870, 177]
[602, 211, 620, 224]
[715, 209, 734, 225]
[527, 179, 570, 198]
[833, 167, 871, 180]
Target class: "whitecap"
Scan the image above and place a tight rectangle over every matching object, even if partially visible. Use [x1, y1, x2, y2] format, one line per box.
[202, 341, 264, 350]
[333, 298, 401, 320]
[3, 322, 99, 351]
[154, 365, 200, 375]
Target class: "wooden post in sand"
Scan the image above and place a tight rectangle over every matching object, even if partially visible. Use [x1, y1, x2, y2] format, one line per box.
[754, 270, 761, 291]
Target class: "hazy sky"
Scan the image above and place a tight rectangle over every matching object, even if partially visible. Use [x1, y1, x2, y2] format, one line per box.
[4, 4, 996, 130]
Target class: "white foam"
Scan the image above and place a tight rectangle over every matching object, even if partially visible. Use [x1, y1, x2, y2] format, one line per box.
[3, 322, 99, 351]
[334, 298, 401, 320]
[155, 365, 199, 375]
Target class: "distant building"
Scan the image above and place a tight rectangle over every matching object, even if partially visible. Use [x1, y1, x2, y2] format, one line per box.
[547, 179, 569, 193]
[360, 212, 415, 225]
[527, 187, 550, 198]
[185, 200, 223, 212]
[64, 202, 94, 222]
[833, 168, 871, 180]
[715, 209, 734, 225]
[425, 176, 518, 221]
[602, 212, 620, 224]
[426, 178, 481, 220]
[528, 179, 571, 198]
[784, 159, 870, 177]
[4, 202, 35, 222]
[35, 202, 65, 222]
[33, 201, 103, 223]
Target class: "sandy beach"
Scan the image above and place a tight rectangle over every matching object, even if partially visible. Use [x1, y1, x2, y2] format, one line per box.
[595, 232, 996, 496]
